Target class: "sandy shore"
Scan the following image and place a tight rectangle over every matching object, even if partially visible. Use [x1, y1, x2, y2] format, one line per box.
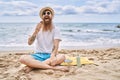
[0, 47, 120, 80]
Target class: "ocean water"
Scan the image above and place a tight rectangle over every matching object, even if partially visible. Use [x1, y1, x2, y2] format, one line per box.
[0, 23, 120, 51]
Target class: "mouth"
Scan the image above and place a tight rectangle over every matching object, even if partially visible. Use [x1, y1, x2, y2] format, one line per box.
[44, 16, 50, 21]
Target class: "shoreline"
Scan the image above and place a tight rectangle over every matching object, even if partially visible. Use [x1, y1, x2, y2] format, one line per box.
[0, 45, 120, 52]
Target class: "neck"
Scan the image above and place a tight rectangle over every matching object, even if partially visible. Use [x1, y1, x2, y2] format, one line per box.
[42, 21, 53, 32]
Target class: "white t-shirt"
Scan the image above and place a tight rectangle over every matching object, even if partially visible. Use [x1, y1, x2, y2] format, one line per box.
[34, 27, 62, 53]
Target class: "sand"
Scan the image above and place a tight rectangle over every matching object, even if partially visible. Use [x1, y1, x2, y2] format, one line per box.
[0, 47, 120, 80]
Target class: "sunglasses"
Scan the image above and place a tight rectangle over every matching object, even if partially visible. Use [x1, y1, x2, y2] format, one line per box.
[42, 11, 51, 15]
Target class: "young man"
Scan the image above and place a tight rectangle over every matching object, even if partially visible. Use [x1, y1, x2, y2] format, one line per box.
[19, 7, 68, 72]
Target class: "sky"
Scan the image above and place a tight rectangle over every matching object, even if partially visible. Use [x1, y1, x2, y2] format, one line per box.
[0, 0, 120, 23]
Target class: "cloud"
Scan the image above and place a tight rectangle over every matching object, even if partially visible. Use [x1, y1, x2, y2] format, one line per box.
[82, 0, 120, 14]
[0, 0, 39, 16]
[0, 0, 120, 16]
[50, 0, 120, 15]
[51, 5, 78, 15]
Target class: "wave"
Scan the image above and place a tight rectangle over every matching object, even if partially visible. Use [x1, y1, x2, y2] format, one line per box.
[102, 29, 120, 32]
[0, 38, 120, 50]
[61, 29, 81, 32]
[0, 23, 120, 50]
[61, 29, 120, 33]
[61, 38, 120, 47]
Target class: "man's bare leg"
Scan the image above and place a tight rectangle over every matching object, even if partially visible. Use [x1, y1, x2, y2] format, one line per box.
[22, 58, 51, 73]
[49, 54, 69, 72]
[19, 55, 53, 72]
[19, 55, 69, 72]
[50, 54, 65, 66]
[20, 54, 68, 72]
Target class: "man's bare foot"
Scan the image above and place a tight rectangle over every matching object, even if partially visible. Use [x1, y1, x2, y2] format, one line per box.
[23, 66, 33, 73]
[53, 66, 69, 72]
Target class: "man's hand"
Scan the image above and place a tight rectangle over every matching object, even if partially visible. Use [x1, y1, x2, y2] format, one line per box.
[50, 55, 57, 66]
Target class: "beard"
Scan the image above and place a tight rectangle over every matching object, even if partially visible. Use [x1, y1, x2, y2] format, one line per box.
[43, 16, 52, 25]
[42, 15, 53, 31]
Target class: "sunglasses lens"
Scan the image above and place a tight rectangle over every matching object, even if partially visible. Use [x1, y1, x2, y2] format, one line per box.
[43, 12, 46, 15]
[47, 12, 50, 15]
[43, 11, 51, 15]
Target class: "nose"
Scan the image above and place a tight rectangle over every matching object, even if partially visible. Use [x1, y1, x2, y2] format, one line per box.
[44, 13, 47, 16]
[44, 15, 49, 18]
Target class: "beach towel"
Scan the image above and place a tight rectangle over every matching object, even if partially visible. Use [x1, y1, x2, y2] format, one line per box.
[60, 56, 94, 66]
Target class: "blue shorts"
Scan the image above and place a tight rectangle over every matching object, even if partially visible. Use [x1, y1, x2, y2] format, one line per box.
[31, 52, 51, 61]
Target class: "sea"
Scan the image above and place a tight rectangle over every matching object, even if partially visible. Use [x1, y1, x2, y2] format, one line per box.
[0, 23, 120, 51]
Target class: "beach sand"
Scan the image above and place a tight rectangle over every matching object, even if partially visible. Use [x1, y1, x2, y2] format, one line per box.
[0, 47, 120, 80]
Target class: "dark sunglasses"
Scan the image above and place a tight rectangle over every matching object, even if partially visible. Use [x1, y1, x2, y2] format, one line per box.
[42, 11, 51, 15]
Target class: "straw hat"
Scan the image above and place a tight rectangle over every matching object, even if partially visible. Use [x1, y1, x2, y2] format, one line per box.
[39, 7, 54, 19]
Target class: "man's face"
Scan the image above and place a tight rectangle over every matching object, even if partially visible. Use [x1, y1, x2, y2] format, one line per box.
[42, 10, 52, 24]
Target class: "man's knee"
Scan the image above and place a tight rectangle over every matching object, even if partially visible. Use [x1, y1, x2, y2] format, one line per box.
[50, 54, 65, 66]
[60, 54, 65, 59]
[57, 54, 65, 62]
[19, 55, 28, 63]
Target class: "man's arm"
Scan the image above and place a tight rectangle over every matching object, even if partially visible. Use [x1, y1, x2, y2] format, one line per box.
[49, 39, 61, 66]
[28, 23, 41, 45]
[51, 39, 60, 58]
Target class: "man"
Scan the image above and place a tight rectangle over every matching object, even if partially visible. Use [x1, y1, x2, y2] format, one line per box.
[19, 7, 68, 72]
